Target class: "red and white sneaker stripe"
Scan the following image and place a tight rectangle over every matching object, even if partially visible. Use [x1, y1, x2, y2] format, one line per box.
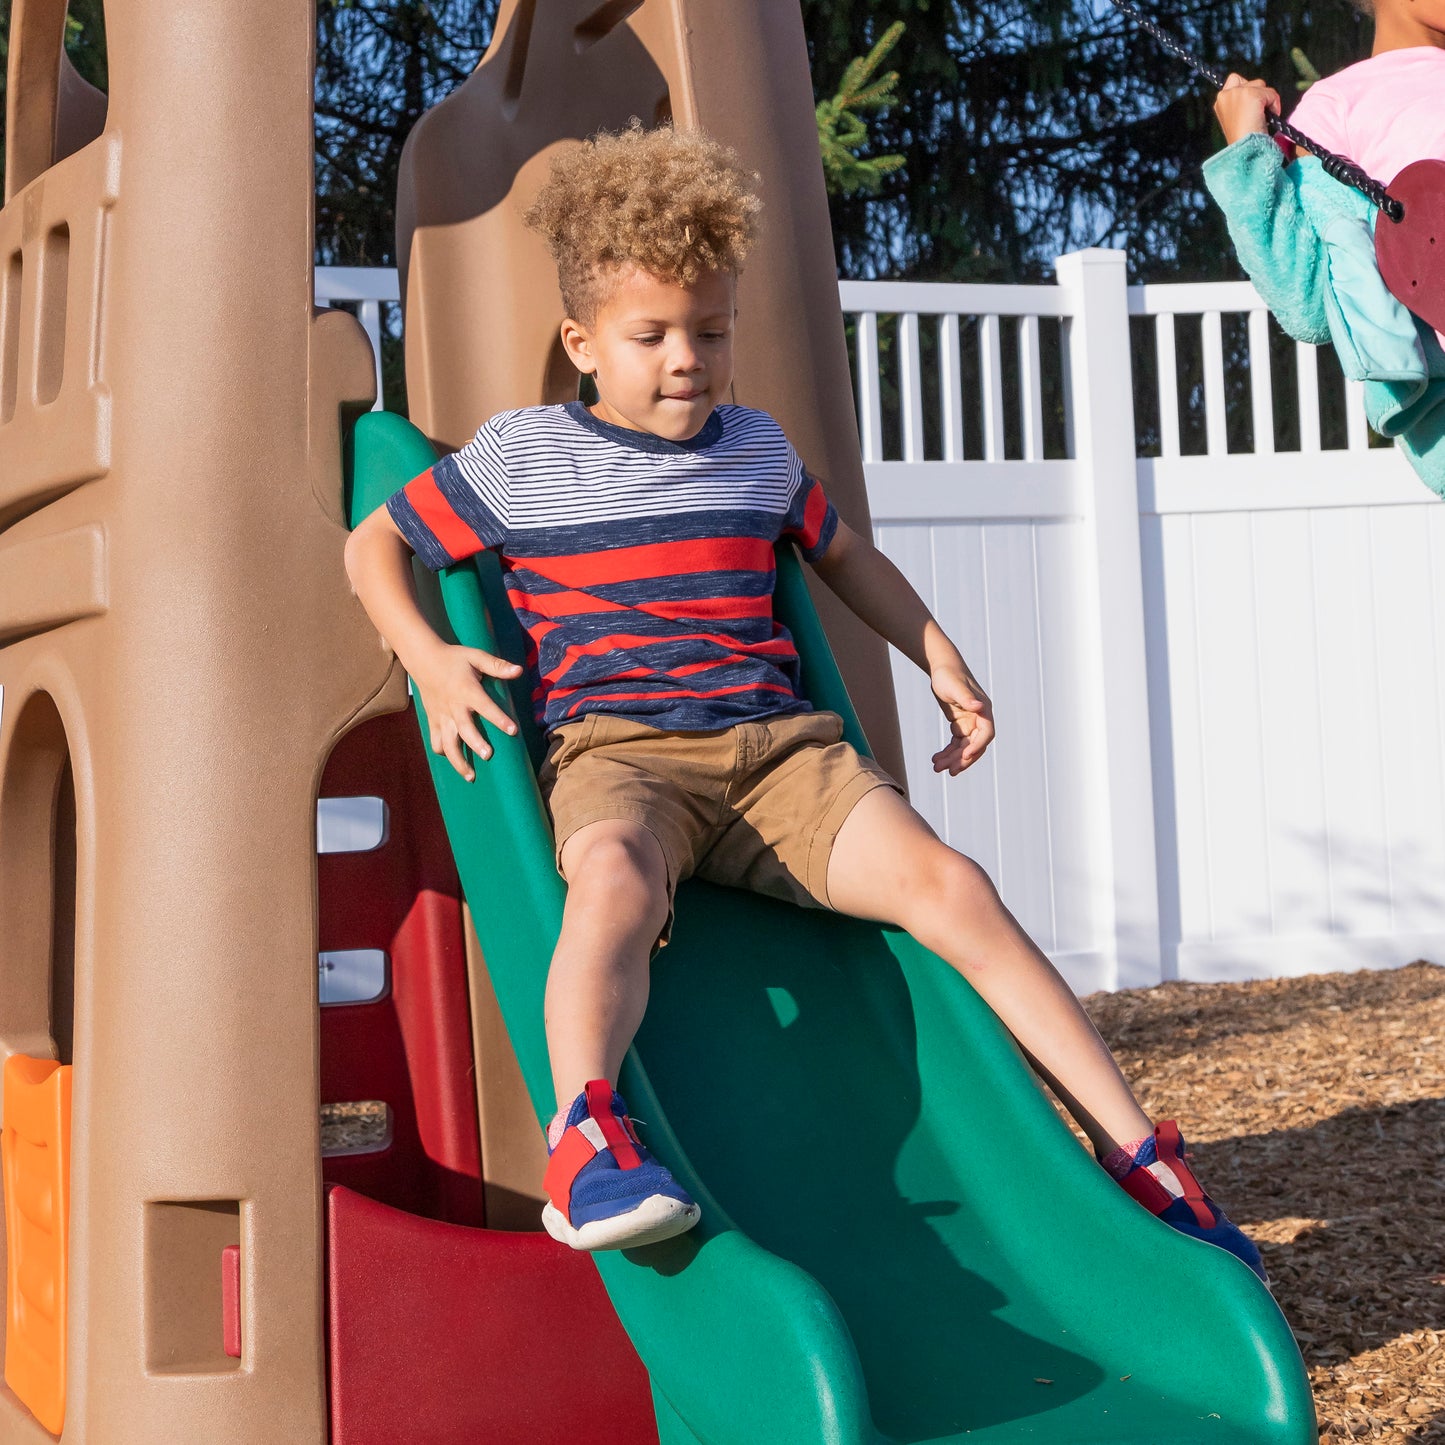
[540, 1079, 700, 1252]
[543, 1079, 643, 1214]
[1116, 1120, 1216, 1228]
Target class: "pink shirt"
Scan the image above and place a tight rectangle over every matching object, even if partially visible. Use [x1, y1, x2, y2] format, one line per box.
[1288, 47, 1445, 187]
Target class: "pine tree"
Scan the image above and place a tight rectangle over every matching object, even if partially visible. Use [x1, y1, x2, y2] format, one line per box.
[816, 22, 908, 197]
[801, 0, 1372, 280]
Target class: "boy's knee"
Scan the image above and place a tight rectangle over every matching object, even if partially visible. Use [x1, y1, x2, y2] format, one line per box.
[897, 845, 996, 931]
[562, 822, 670, 899]
[563, 825, 672, 946]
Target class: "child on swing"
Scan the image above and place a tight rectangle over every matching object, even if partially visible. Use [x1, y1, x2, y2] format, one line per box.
[345, 123, 1264, 1279]
[1215, 0, 1444, 203]
[1205, 0, 1445, 490]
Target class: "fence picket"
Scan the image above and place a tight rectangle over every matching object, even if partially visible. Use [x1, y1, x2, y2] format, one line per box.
[980, 314, 1005, 462]
[1247, 309, 1275, 455]
[855, 311, 883, 462]
[1346, 380, 1370, 451]
[1155, 313, 1180, 459]
[940, 313, 965, 462]
[1019, 315, 1045, 463]
[1202, 310, 1227, 456]
[899, 312, 925, 462]
[1297, 340, 1322, 452]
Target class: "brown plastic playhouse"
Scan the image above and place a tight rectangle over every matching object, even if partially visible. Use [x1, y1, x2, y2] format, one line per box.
[0, 2, 899, 1440]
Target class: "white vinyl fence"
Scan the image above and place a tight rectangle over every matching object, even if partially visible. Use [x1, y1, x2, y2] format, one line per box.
[320, 255, 1445, 995]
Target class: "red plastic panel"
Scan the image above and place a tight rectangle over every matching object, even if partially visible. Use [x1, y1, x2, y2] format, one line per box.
[318, 710, 484, 1225]
[221, 1245, 241, 1359]
[326, 1186, 658, 1445]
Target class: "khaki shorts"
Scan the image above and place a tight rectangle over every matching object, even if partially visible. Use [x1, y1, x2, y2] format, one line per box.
[537, 709, 901, 942]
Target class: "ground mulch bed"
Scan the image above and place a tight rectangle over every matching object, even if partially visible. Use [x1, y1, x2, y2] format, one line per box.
[320, 1098, 389, 1154]
[1083, 961, 1445, 1442]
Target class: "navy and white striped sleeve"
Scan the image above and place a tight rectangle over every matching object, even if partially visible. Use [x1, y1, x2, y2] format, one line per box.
[385, 419, 511, 571]
[779, 444, 840, 564]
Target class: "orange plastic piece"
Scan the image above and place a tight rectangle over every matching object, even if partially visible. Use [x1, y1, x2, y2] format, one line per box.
[2, 1054, 72, 1436]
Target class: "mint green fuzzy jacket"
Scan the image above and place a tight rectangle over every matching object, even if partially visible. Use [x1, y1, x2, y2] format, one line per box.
[1202, 133, 1445, 498]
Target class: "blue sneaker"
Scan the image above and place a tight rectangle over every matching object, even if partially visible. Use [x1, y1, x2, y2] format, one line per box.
[1116, 1121, 1268, 1284]
[541, 1080, 700, 1251]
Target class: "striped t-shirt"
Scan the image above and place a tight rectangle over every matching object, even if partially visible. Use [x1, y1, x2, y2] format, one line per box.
[386, 401, 840, 734]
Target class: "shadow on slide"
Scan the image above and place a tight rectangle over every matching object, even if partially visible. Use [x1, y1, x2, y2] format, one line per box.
[347, 412, 1316, 1445]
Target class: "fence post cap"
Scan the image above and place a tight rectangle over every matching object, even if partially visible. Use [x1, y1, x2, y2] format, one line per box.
[1058, 247, 1127, 261]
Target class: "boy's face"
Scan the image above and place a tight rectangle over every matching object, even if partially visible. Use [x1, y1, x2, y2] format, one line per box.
[560, 266, 736, 441]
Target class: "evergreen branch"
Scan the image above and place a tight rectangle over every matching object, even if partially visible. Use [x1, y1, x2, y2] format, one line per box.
[816, 20, 908, 198]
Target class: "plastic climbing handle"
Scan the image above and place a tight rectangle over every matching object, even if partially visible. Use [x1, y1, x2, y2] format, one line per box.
[348, 410, 1316, 1444]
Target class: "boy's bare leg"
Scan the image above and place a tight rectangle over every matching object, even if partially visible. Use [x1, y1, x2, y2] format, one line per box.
[826, 786, 1152, 1156]
[546, 820, 671, 1113]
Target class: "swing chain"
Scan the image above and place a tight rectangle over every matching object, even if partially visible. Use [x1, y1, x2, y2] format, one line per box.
[1278, 122, 1405, 222]
[1106, 0, 1405, 223]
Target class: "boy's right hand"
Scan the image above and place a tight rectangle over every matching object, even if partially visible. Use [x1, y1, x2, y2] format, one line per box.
[1215, 74, 1282, 147]
[409, 642, 524, 782]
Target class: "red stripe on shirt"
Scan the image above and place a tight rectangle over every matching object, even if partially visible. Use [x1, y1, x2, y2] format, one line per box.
[565, 681, 798, 718]
[541, 629, 799, 689]
[511, 587, 773, 625]
[792, 480, 828, 552]
[637, 594, 773, 622]
[506, 587, 628, 619]
[403, 469, 486, 561]
[523, 535, 774, 588]
[664, 655, 755, 678]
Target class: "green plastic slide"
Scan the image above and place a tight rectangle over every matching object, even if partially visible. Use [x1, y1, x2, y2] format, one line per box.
[347, 411, 1315, 1444]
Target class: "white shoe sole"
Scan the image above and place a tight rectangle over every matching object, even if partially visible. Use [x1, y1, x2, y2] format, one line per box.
[542, 1195, 701, 1252]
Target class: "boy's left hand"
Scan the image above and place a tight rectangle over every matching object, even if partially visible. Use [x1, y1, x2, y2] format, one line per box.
[930, 664, 994, 774]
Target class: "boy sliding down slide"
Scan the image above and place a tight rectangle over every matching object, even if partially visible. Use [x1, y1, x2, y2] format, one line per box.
[345, 124, 1264, 1279]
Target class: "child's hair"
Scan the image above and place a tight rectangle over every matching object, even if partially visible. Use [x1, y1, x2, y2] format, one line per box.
[1347, 0, 1373, 13]
[524, 122, 762, 323]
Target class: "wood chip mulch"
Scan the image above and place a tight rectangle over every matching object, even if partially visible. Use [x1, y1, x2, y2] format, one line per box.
[1082, 960, 1445, 1443]
[320, 1099, 389, 1155]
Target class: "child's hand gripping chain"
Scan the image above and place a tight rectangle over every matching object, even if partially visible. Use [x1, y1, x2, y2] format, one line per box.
[1213, 74, 1283, 150]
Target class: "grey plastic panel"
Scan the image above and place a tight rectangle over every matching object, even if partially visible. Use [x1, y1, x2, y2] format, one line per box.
[317, 947, 389, 1005]
[316, 795, 389, 854]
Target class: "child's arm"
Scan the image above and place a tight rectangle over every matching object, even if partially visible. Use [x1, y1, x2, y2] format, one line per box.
[344, 506, 521, 781]
[1201, 80, 1332, 347]
[810, 520, 994, 775]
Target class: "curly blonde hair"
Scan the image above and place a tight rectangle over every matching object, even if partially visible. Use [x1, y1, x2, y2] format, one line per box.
[524, 123, 763, 323]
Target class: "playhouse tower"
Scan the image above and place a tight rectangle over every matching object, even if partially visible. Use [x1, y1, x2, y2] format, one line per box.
[0, 3, 895, 1440]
